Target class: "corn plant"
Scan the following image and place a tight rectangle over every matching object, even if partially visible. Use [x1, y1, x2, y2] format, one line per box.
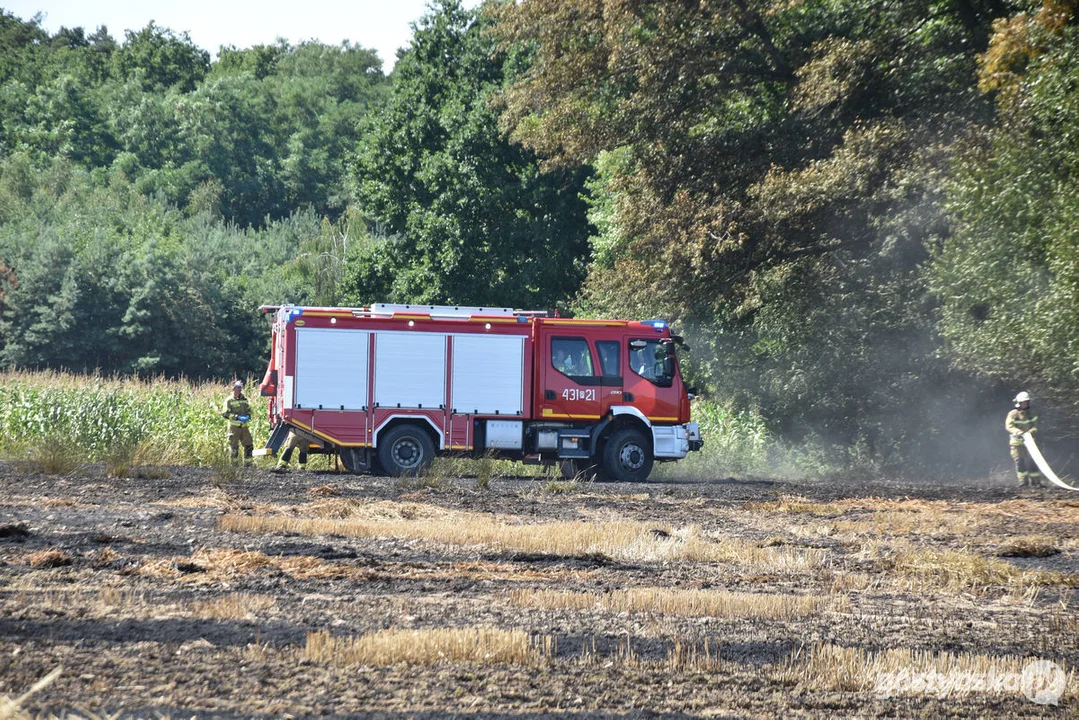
[0, 371, 270, 468]
[653, 398, 772, 479]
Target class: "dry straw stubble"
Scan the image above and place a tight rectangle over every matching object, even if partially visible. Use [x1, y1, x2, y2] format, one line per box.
[304, 627, 553, 667]
[219, 511, 830, 569]
[509, 587, 844, 619]
[784, 642, 1076, 701]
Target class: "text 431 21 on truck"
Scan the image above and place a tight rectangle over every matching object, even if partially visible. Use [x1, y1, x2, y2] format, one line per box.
[255, 303, 703, 482]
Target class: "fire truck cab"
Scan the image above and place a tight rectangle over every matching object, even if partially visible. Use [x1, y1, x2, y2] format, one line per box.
[257, 303, 702, 482]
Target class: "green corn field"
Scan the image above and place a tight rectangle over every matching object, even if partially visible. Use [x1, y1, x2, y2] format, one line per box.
[0, 370, 774, 478]
[0, 371, 270, 467]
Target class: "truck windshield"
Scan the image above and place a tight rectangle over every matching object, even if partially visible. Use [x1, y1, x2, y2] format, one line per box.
[629, 339, 674, 386]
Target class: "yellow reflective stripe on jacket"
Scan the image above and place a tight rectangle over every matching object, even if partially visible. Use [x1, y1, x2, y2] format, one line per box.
[1006, 409, 1037, 445]
[226, 397, 251, 427]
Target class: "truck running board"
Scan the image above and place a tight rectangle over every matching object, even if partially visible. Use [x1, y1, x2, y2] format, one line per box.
[256, 422, 292, 457]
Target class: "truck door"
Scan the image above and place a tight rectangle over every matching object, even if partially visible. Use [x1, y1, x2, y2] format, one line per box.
[593, 337, 625, 416]
[539, 335, 603, 420]
[624, 336, 682, 422]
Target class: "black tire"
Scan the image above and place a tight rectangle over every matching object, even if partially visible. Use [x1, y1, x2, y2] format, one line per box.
[601, 428, 653, 483]
[378, 424, 435, 477]
[368, 453, 387, 477]
[338, 447, 369, 475]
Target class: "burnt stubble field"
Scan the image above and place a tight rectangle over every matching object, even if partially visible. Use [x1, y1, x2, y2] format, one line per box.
[2, 461, 1077, 718]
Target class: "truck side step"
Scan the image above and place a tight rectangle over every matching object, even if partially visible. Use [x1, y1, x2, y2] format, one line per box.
[260, 422, 292, 456]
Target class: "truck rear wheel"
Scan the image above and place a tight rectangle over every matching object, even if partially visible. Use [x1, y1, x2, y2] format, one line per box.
[602, 428, 653, 483]
[378, 424, 435, 477]
[338, 447, 368, 475]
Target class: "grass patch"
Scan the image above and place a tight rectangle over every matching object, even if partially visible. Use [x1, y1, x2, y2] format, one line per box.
[475, 452, 496, 490]
[393, 468, 451, 491]
[743, 496, 838, 515]
[208, 452, 246, 486]
[783, 642, 1075, 701]
[508, 587, 844, 619]
[103, 438, 175, 479]
[23, 434, 80, 475]
[576, 636, 724, 673]
[304, 627, 553, 667]
[27, 549, 72, 569]
[539, 479, 579, 494]
[828, 571, 879, 593]
[10, 587, 277, 625]
[997, 536, 1062, 559]
[193, 592, 277, 620]
[304, 498, 460, 521]
[889, 548, 1073, 591]
[219, 513, 830, 569]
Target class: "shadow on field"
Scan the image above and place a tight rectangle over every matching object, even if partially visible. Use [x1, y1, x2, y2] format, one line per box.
[553, 633, 795, 667]
[316, 713, 712, 720]
[128, 711, 712, 720]
[0, 616, 304, 648]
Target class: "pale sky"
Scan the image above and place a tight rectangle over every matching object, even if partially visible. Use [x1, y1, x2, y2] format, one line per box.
[3, 0, 482, 71]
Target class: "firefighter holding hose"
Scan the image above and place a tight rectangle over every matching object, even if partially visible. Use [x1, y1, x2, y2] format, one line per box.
[223, 380, 254, 466]
[1006, 391, 1042, 487]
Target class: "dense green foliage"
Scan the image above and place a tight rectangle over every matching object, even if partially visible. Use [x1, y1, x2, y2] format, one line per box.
[1, 1, 1077, 476]
[492, 0, 1078, 473]
[0, 155, 359, 378]
[0, 12, 386, 224]
[928, 2, 1079, 404]
[0, 11, 390, 379]
[346, 1, 592, 309]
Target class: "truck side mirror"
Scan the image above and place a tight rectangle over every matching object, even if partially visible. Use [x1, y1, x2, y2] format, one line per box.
[260, 369, 278, 396]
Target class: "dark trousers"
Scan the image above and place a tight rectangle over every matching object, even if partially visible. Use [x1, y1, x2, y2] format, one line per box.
[1011, 444, 1042, 485]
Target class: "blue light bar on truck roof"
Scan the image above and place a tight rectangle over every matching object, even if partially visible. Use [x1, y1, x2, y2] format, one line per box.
[642, 319, 667, 331]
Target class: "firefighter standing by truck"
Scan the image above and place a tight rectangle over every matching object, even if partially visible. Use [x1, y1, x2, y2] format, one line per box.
[1006, 391, 1042, 487]
[273, 430, 309, 472]
[223, 380, 254, 466]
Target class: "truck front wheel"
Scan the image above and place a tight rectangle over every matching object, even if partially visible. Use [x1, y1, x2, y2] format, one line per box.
[378, 425, 435, 477]
[601, 428, 653, 483]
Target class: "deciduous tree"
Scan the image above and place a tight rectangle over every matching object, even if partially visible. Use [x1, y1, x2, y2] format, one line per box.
[346, 0, 591, 310]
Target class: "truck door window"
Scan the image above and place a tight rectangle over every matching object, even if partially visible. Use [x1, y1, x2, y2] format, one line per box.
[596, 341, 620, 377]
[552, 338, 594, 377]
[629, 338, 674, 386]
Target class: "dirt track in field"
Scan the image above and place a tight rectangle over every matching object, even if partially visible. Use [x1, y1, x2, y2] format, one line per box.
[2, 461, 1078, 718]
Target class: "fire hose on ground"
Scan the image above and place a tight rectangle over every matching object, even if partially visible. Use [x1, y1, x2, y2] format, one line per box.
[1022, 432, 1079, 491]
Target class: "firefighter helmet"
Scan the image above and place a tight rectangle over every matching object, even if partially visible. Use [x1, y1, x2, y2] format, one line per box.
[1014, 391, 1030, 405]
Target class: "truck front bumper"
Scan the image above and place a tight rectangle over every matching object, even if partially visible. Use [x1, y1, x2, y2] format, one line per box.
[652, 422, 703, 459]
[686, 422, 703, 452]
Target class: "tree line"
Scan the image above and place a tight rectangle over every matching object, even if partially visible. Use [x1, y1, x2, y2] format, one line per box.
[1, 1, 1076, 475]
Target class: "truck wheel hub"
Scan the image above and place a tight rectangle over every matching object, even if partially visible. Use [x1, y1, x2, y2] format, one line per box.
[394, 440, 419, 466]
[620, 444, 644, 470]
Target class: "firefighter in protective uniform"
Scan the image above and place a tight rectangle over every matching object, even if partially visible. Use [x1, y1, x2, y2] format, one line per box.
[274, 430, 309, 472]
[223, 380, 253, 465]
[1006, 391, 1041, 487]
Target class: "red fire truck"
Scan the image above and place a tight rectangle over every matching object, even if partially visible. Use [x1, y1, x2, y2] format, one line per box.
[256, 303, 702, 482]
